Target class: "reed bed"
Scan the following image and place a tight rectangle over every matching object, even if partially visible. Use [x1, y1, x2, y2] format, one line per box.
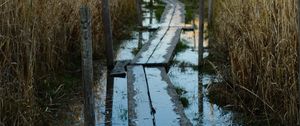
[0, 0, 137, 125]
[213, 0, 299, 124]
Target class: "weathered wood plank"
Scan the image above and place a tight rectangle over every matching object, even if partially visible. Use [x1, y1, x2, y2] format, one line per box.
[169, 2, 185, 26]
[131, 0, 185, 66]
[110, 60, 130, 78]
[132, 27, 169, 64]
[147, 27, 182, 65]
[145, 67, 192, 126]
[127, 65, 154, 126]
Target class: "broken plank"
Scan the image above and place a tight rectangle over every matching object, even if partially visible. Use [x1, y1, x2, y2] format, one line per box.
[127, 65, 154, 126]
[111, 60, 130, 78]
[145, 67, 192, 126]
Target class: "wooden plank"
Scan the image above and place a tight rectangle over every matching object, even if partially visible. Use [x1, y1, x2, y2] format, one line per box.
[131, 0, 185, 66]
[147, 27, 182, 65]
[132, 27, 169, 64]
[80, 6, 95, 126]
[182, 25, 194, 31]
[110, 60, 130, 78]
[145, 67, 192, 126]
[169, 2, 185, 26]
[127, 65, 154, 126]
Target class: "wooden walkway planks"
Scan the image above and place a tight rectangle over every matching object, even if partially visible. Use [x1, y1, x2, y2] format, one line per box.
[127, 66, 192, 126]
[111, 60, 131, 77]
[131, 0, 185, 66]
[147, 27, 181, 64]
[132, 27, 169, 64]
[145, 67, 191, 126]
[126, 0, 192, 125]
[127, 65, 154, 126]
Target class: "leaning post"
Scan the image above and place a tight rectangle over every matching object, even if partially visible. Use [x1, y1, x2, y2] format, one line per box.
[102, 0, 115, 70]
[80, 5, 95, 126]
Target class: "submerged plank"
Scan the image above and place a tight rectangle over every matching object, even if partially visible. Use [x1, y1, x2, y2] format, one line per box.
[145, 67, 192, 126]
[127, 65, 154, 126]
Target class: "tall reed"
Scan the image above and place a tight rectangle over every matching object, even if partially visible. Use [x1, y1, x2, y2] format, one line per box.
[0, 0, 137, 125]
[213, 0, 298, 124]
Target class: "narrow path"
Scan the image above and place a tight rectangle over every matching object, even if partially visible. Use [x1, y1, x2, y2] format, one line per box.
[127, 0, 192, 125]
[131, 0, 185, 66]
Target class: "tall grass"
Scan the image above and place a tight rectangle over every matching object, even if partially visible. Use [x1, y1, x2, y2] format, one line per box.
[213, 0, 298, 124]
[0, 0, 137, 125]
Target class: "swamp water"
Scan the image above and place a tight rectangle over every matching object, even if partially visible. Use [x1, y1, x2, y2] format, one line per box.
[95, 1, 248, 125]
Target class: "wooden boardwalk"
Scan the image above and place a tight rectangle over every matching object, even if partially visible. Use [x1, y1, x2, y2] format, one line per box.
[131, 0, 185, 66]
[126, 0, 192, 125]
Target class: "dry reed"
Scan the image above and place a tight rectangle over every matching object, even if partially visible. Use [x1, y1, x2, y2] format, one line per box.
[213, 0, 299, 124]
[0, 0, 137, 125]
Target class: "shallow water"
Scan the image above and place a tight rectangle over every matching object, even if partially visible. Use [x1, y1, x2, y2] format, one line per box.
[96, 1, 246, 125]
[168, 28, 243, 125]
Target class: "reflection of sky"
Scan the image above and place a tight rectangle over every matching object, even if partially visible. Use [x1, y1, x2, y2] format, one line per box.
[96, 1, 244, 125]
[96, 3, 160, 125]
[111, 78, 128, 126]
[168, 18, 243, 125]
[95, 72, 107, 126]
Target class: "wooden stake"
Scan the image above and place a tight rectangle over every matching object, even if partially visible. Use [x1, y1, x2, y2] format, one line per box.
[102, 0, 114, 70]
[136, 0, 143, 48]
[297, 0, 300, 123]
[208, 0, 213, 30]
[80, 6, 95, 126]
[208, 0, 213, 45]
[198, 0, 204, 68]
[198, 0, 205, 115]
[150, 0, 154, 7]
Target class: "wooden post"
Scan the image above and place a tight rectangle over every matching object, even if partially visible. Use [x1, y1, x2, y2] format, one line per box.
[149, 0, 154, 7]
[208, 0, 213, 44]
[198, 0, 204, 68]
[136, 0, 143, 27]
[136, 0, 143, 48]
[297, 0, 300, 125]
[198, 0, 205, 115]
[208, 0, 213, 30]
[102, 0, 114, 70]
[80, 6, 95, 126]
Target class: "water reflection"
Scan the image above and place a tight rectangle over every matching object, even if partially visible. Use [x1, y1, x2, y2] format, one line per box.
[96, 1, 245, 126]
[104, 71, 114, 125]
[168, 17, 244, 125]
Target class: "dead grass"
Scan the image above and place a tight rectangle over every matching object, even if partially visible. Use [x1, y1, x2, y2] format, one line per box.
[0, 0, 137, 125]
[213, 0, 299, 124]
